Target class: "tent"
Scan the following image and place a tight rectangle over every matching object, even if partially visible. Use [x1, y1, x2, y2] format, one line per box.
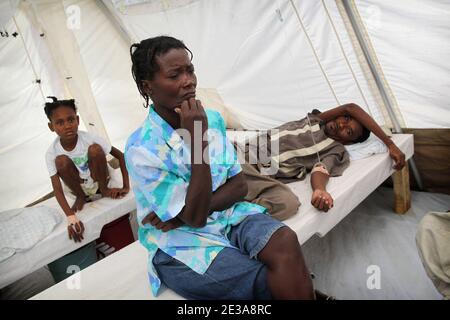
[0, 0, 449, 299]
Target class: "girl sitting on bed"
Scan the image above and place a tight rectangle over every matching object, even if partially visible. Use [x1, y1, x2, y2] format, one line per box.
[44, 97, 130, 243]
[125, 36, 322, 299]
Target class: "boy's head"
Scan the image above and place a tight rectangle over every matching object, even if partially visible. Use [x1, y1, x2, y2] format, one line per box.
[324, 115, 370, 145]
[45, 96, 79, 140]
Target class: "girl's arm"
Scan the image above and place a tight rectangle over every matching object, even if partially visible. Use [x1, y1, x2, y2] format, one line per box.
[110, 146, 130, 194]
[51, 174, 74, 217]
[50, 175, 85, 242]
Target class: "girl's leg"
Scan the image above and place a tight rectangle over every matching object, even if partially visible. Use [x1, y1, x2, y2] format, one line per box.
[55, 155, 85, 211]
[257, 227, 315, 299]
[87, 144, 112, 197]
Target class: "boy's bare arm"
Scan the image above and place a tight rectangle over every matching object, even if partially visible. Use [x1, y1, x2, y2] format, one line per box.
[318, 103, 405, 170]
[310, 172, 333, 212]
[110, 146, 130, 194]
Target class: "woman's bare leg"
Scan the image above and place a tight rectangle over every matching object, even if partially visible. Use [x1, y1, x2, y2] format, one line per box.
[258, 227, 315, 299]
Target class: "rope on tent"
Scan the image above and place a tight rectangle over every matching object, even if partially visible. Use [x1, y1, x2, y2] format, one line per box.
[321, 0, 373, 118]
[12, 14, 46, 103]
[289, 0, 340, 106]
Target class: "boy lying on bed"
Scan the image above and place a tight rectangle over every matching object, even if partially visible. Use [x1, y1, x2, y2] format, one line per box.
[240, 103, 406, 220]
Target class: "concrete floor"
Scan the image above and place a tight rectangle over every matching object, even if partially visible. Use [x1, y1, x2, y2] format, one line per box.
[302, 187, 449, 300]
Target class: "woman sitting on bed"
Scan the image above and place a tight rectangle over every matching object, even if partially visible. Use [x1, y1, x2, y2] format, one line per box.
[125, 36, 322, 299]
[241, 103, 406, 218]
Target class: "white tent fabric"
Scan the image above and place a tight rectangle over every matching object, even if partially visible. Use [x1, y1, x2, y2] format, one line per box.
[63, 0, 147, 149]
[29, 0, 110, 141]
[0, 0, 20, 29]
[356, 0, 450, 128]
[106, 0, 386, 129]
[0, 7, 64, 212]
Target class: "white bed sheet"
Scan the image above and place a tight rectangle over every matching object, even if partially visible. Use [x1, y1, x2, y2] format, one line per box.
[31, 134, 413, 300]
[0, 192, 136, 289]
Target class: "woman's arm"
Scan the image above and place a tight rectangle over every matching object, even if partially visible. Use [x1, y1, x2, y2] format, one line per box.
[180, 152, 212, 228]
[144, 172, 248, 232]
[175, 99, 212, 228]
[209, 172, 248, 213]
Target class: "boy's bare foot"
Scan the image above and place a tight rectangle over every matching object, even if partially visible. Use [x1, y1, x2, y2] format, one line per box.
[71, 196, 86, 212]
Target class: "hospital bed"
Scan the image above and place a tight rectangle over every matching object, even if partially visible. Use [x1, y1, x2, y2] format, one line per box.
[0, 192, 136, 289]
[31, 133, 413, 300]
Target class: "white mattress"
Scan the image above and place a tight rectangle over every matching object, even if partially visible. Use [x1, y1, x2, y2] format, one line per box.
[31, 134, 414, 300]
[0, 192, 136, 289]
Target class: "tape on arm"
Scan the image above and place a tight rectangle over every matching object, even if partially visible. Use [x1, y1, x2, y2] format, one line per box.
[311, 162, 330, 176]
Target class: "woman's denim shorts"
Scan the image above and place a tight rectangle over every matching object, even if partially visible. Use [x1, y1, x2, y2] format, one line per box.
[153, 213, 285, 299]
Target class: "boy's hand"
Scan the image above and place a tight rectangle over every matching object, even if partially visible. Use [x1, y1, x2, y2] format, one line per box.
[142, 212, 184, 232]
[67, 214, 85, 242]
[311, 189, 333, 212]
[388, 144, 406, 170]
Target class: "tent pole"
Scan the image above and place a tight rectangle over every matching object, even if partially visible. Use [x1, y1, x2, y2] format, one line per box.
[96, 0, 135, 45]
[341, 0, 424, 190]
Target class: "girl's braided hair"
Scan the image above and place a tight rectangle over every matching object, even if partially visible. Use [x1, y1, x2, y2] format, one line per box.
[44, 96, 76, 120]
